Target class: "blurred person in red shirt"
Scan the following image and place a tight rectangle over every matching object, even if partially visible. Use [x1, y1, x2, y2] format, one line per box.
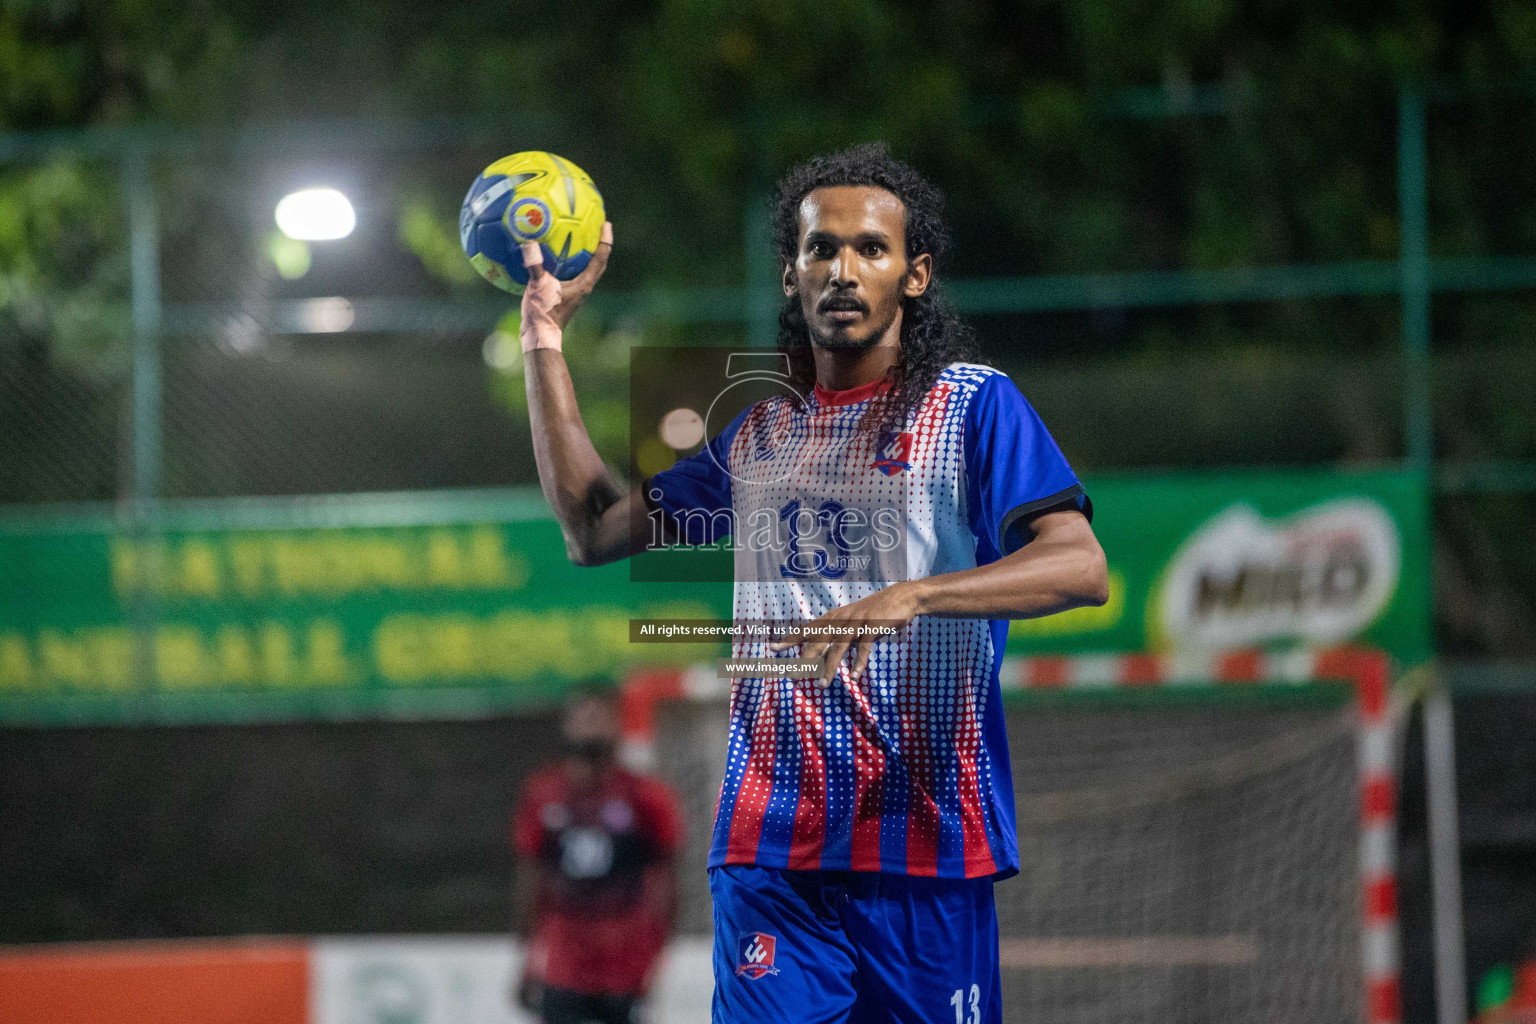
[512, 684, 684, 1024]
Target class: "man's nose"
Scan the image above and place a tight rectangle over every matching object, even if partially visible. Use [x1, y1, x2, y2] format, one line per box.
[830, 246, 859, 287]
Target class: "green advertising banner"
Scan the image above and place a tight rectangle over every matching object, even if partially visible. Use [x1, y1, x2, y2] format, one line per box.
[0, 495, 730, 725]
[0, 469, 1429, 726]
[1007, 468, 1430, 664]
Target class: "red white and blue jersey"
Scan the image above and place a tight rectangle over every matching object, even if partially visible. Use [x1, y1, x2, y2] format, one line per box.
[647, 363, 1090, 879]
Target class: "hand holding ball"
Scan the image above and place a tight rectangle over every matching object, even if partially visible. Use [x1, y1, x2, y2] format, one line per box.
[518, 223, 613, 352]
[460, 150, 612, 351]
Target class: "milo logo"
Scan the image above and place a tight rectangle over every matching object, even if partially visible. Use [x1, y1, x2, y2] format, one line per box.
[1154, 498, 1401, 649]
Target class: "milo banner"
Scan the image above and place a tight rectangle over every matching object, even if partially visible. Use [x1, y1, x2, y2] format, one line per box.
[1010, 468, 1428, 663]
[0, 468, 1428, 725]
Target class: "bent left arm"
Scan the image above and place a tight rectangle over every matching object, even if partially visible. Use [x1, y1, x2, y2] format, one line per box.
[909, 509, 1107, 619]
[778, 510, 1108, 684]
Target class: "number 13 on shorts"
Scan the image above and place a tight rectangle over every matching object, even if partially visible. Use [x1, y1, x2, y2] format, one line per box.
[951, 983, 981, 1024]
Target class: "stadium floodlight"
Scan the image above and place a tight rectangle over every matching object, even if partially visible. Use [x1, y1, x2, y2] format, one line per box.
[275, 188, 356, 241]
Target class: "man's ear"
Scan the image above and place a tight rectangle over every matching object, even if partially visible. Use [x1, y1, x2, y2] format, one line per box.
[782, 262, 797, 297]
[903, 253, 933, 298]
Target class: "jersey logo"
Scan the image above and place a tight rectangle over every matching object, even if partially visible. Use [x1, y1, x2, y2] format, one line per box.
[735, 932, 780, 978]
[558, 827, 614, 879]
[873, 431, 913, 476]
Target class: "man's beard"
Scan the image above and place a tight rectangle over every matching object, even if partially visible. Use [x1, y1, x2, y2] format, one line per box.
[808, 306, 900, 350]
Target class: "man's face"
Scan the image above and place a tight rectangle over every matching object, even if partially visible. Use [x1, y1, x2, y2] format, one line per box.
[786, 185, 930, 350]
[563, 696, 618, 755]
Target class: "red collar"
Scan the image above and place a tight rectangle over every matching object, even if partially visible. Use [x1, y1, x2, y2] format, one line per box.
[813, 376, 892, 408]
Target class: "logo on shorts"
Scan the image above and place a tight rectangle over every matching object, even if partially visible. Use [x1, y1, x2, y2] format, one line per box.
[873, 430, 913, 476]
[735, 932, 779, 979]
[509, 197, 551, 241]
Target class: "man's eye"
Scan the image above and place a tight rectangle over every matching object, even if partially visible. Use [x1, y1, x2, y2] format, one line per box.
[862, 245, 883, 257]
[811, 243, 834, 257]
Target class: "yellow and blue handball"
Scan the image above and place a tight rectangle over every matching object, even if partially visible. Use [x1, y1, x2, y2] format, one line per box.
[460, 151, 605, 294]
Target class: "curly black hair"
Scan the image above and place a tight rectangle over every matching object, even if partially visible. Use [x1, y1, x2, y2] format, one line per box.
[773, 142, 975, 433]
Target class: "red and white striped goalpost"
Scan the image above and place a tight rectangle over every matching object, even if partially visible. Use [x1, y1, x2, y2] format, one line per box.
[619, 646, 1400, 1024]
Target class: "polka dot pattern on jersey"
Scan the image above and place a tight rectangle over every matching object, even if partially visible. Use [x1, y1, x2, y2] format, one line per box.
[706, 364, 1033, 879]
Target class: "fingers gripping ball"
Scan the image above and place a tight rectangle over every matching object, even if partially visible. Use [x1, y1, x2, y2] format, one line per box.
[459, 151, 606, 294]
[519, 243, 565, 352]
[520, 221, 612, 353]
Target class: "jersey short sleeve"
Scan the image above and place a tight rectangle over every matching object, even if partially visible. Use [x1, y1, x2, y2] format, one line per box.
[643, 406, 751, 545]
[964, 371, 1091, 562]
[633, 776, 686, 859]
[512, 769, 557, 859]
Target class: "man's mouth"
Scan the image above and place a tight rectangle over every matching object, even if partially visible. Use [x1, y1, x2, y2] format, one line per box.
[819, 297, 866, 324]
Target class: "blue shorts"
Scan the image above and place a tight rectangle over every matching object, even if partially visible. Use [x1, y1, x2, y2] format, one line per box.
[709, 865, 1002, 1024]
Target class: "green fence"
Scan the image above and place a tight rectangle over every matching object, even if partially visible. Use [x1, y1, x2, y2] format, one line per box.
[4, 90, 1536, 511]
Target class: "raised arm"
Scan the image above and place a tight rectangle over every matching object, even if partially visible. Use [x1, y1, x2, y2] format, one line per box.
[519, 227, 652, 567]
